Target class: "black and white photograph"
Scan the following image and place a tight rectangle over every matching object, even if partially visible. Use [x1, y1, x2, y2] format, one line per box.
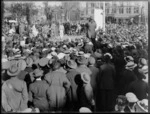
[1, 0, 149, 113]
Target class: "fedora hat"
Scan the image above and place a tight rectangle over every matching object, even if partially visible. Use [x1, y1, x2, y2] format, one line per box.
[57, 53, 66, 59]
[81, 72, 91, 84]
[64, 49, 70, 54]
[18, 59, 27, 70]
[67, 60, 77, 69]
[46, 53, 52, 60]
[138, 65, 148, 75]
[104, 53, 113, 59]
[77, 43, 84, 47]
[125, 61, 137, 70]
[79, 107, 92, 113]
[7, 61, 21, 76]
[33, 69, 43, 78]
[26, 57, 33, 67]
[38, 58, 49, 67]
[138, 58, 147, 67]
[51, 47, 56, 51]
[2, 61, 10, 70]
[51, 51, 57, 56]
[88, 57, 95, 65]
[136, 99, 148, 112]
[77, 51, 84, 56]
[84, 53, 91, 59]
[125, 92, 139, 103]
[124, 56, 134, 63]
[94, 52, 102, 59]
[77, 56, 88, 65]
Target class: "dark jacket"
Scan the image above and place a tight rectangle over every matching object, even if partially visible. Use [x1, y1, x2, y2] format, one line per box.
[118, 69, 137, 95]
[86, 21, 97, 39]
[78, 83, 94, 110]
[127, 80, 149, 100]
[66, 69, 80, 103]
[98, 63, 116, 90]
[88, 65, 99, 94]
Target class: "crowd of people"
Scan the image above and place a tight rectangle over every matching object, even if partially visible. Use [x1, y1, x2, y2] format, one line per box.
[2, 17, 149, 113]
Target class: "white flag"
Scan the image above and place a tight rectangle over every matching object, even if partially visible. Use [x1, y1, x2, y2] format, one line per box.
[94, 9, 104, 31]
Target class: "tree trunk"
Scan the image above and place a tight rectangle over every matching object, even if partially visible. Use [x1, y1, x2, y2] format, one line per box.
[26, 4, 31, 25]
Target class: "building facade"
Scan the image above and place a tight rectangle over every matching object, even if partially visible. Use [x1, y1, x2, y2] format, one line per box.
[85, 1, 148, 24]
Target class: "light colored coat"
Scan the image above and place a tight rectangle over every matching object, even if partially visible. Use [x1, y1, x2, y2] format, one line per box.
[2, 77, 28, 112]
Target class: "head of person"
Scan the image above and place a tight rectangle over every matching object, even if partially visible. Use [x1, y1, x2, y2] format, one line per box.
[103, 53, 112, 63]
[115, 95, 128, 112]
[52, 61, 61, 71]
[33, 68, 44, 79]
[138, 58, 147, 68]
[125, 92, 139, 108]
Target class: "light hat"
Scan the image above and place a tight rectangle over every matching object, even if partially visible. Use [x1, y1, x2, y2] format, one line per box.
[81, 72, 91, 84]
[57, 53, 66, 59]
[38, 58, 49, 67]
[136, 99, 148, 112]
[18, 59, 27, 70]
[79, 107, 92, 113]
[67, 60, 77, 69]
[125, 61, 137, 70]
[125, 92, 139, 103]
[7, 61, 21, 76]
[104, 53, 113, 59]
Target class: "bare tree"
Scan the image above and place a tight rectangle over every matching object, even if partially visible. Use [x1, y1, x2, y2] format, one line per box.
[43, 2, 54, 25]
[6, 2, 38, 24]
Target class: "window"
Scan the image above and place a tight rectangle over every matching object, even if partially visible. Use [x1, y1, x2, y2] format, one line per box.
[119, 7, 124, 14]
[112, 8, 117, 13]
[134, 7, 139, 13]
[106, 8, 109, 14]
[129, 7, 131, 13]
[127, 7, 131, 14]
[91, 3, 94, 8]
[126, 7, 129, 13]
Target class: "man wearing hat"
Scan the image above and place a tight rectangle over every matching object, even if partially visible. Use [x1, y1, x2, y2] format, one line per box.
[66, 60, 80, 111]
[86, 18, 97, 50]
[125, 92, 139, 112]
[127, 64, 149, 100]
[2, 61, 28, 112]
[84, 39, 94, 53]
[28, 68, 50, 112]
[88, 57, 99, 101]
[118, 61, 137, 95]
[96, 53, 116, 111]
[77, 72, 95, 111]
[44, 62, 71, 112]
[76, 56, 92, 76]
[114, 95, 128, 112]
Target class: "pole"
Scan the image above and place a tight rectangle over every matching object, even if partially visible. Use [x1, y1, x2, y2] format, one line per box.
[103, 1, 105, 32]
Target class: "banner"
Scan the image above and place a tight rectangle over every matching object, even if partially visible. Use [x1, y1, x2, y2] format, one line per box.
[94, 9, 105, 31]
